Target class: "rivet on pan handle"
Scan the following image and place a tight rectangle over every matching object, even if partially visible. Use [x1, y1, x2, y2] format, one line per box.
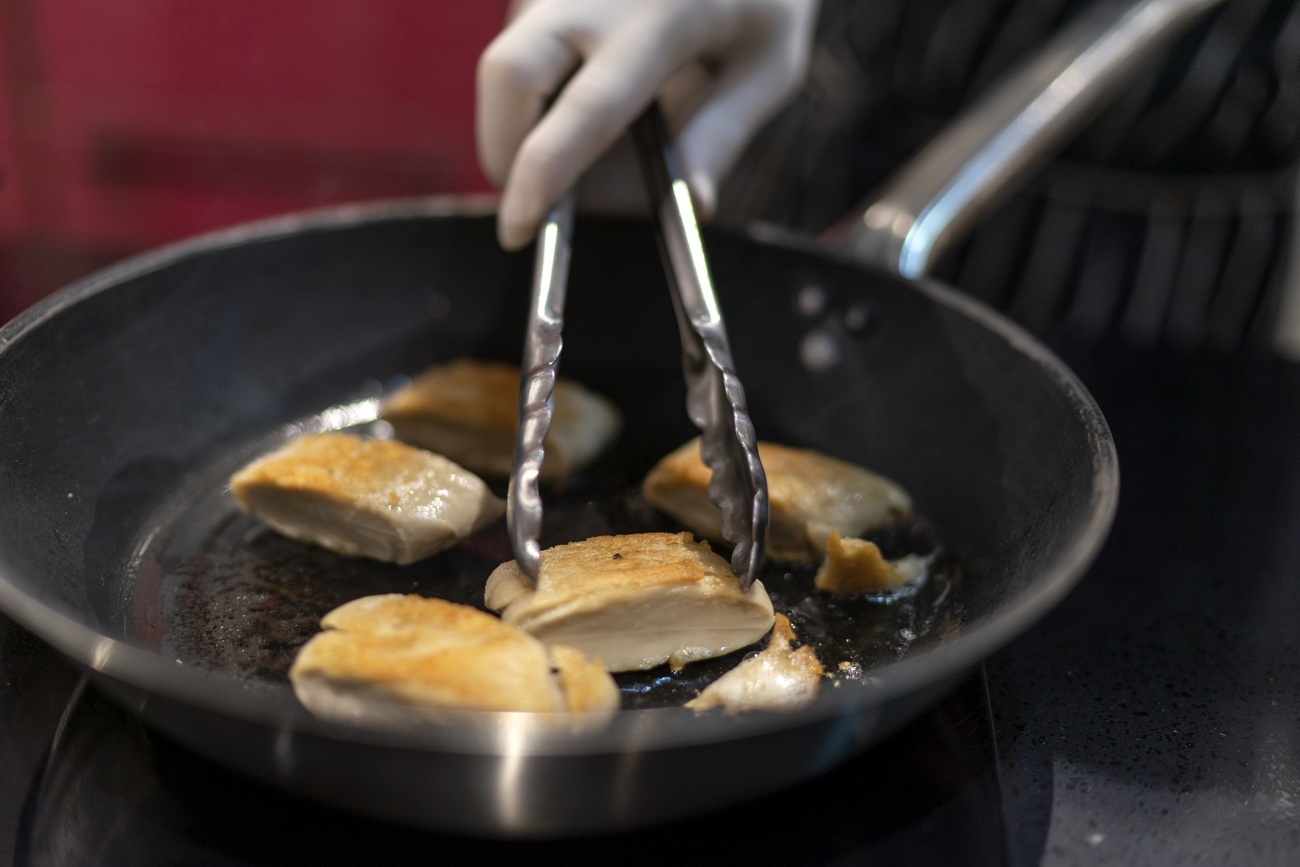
[631, 104, 768, 588]
[508, 189, 576, 586]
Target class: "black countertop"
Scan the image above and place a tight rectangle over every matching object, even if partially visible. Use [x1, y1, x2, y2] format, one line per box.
[987, 338, 1300, 864]
[2, 337, 1298, 864]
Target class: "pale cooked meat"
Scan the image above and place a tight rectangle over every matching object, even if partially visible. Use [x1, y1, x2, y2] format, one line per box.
[289, 594, 619, 722]
[643, 438, 912, 562]
[292, 594, 559, 717]
[686, 614, 823, 714]
[549, 644, 621, 713]
[230, 433, 503, 565]
[814, 530, 923, 594]
[380, 358, 622, 485]
[485, 532, 775, 672]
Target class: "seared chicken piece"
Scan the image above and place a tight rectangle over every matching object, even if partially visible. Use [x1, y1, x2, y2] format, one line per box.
[290, 594, 620, 721]
[230, 433, 503, 565]
[686, 615, 823, 714]
[381, 358, 622, 485]
[643, 438, 912, 562]
[485, 532, 775, 672]
[814, 530, 924, 594]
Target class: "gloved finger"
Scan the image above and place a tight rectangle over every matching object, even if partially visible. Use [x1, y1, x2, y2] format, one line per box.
[496, 8, 726, 249]
[476, 9, 582, 188]
[675, 9, 814, 219]
[658, 59, 717, 136]
[572, 59, 715, 216]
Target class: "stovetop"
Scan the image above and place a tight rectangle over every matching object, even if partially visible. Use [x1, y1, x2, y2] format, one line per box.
[3, 337, 1299, 865]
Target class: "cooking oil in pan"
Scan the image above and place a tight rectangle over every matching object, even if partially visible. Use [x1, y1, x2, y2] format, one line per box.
[127, 408, 962, 710]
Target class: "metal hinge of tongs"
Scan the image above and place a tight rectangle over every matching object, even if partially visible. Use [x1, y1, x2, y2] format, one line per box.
[507, 103, 769, 590]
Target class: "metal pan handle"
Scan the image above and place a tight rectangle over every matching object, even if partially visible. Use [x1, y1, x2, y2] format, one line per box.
[821, 0, 1223, 278]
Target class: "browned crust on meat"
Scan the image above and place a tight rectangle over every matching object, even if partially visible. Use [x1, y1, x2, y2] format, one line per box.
[231, 433, 447, 502]
[382, 358, 522, 431]
[291, 594, 562, 713]
[813, 530, 902, 594]
[643, 438, 912, 561]
[380, 358, 621, 484]
[487, 532, 746, 617]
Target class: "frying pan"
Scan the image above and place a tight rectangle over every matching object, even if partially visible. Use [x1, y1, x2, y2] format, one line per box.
[0, 0, 1211, 837]
[0, 201, 1113, 834]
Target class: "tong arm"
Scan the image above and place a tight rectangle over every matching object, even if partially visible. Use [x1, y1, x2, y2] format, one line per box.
[631, 105, 769, 587]
[508, 189, 576, 585]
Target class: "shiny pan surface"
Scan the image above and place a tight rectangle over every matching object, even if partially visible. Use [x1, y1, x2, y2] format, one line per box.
[0, 200, 1117, 836]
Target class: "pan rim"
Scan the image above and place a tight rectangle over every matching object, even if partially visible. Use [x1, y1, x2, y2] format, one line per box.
[0, 195, 1118, 757]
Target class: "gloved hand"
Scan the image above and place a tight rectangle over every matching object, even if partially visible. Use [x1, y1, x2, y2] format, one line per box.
[477, 0, 819, 250]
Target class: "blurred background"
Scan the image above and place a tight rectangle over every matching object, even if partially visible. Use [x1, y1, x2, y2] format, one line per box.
[0, 0, 506, 323]
[2, 0, 1296, 351]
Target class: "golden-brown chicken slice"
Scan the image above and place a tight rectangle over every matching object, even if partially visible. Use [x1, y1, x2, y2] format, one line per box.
[813, 530, 924, 594]
[485, 532, 775, 672]
[686, 614, 824, 714]
[643, 438, 912, 562]
[230, 432, 503, 565]
[380, 358, 622, 485]
[290, 594, 620, 722]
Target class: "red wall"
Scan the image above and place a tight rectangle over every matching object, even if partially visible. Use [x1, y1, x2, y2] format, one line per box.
[0, 0, 506, 260]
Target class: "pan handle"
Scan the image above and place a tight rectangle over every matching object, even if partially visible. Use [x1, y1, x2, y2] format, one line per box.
[820, 0, 1223, 278]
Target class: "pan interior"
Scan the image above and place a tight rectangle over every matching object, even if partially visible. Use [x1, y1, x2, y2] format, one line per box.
[132, 395, 961, 709]
[0, 211, 1111, 731]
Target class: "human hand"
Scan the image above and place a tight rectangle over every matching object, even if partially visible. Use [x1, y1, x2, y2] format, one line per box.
[477, 0, 818, 250]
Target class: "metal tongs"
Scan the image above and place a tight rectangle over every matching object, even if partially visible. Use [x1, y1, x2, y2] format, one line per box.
[507, 104, 769, 589]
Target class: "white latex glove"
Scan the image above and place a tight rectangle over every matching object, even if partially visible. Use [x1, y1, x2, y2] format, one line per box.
[477, 0, 819, 250]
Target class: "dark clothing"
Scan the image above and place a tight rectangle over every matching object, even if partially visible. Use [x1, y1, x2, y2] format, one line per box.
[719, 0, 1300, 352]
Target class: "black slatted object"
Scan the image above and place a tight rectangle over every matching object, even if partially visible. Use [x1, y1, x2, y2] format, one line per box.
[717, 0, 1299, 352]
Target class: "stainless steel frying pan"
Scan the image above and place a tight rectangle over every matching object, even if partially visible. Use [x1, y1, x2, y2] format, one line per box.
[0, 0, 1213, 836]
